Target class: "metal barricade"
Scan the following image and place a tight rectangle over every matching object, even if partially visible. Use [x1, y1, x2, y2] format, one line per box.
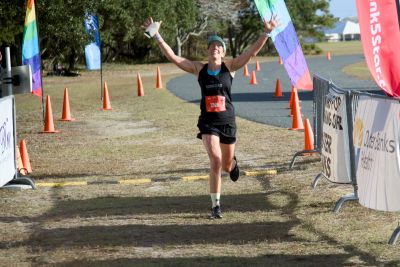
[349, 90, 400, 245]
[289, 74, 330, 169]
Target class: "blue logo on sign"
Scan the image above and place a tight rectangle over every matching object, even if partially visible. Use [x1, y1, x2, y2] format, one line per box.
[0, 118, 12, 155]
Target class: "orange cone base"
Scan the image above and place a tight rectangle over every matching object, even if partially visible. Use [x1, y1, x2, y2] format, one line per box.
[100, 107, 113, 111]
[288, 127, 304, 131]
[274, 94, 284, 98]
[42, 130, 61, 133]
[60, 118, 76, 121]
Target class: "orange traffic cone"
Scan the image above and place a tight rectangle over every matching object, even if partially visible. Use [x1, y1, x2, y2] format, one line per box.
[137, 73, 144, 97]
[243, 64, 249, 76]
[288, 86, 295, 109]
[290, 87, 300, 116]
[289, 91, 304, 130]
[250, 71, 257, 85]
[60, 88, 75, 121]
[303, 118, 314, 150]
[156, 66, 163, 89]
[326, 51, 332, 60]
[101, 81, 112, 110]
[43, 95, 60, 133]
[16, 146, 27, 175]
[256, 60, 261, 71]
[278, 57, 283, 65]
[274, 79, 283, 97]
[19, 139, 32, 173]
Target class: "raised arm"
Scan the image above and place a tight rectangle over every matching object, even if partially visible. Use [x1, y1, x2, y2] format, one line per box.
[225, 15, 278, 72]
[142, 17, 203, 76]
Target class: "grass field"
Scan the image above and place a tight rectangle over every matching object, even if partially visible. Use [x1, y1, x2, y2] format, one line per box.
[1, 60, 399, 266]
[316, 41, 363, 55]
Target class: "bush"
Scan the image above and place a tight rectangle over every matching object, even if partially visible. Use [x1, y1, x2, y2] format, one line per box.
[301, 43, 322, 55]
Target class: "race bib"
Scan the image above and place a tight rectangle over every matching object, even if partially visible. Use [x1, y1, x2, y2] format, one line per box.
[205, 95, 226, 112]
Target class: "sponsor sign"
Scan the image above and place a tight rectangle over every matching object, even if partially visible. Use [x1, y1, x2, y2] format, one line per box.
[321, 91, 352, 183]
[0, 96, 16, 187]
[353, 95, 400, 211]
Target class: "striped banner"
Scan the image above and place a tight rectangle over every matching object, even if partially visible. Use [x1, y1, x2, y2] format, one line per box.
[253, 0, 313, 90]
[22, 0, 42, 97]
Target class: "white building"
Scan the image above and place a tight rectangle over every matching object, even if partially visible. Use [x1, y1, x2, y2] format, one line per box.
[324, 20, 360, 42]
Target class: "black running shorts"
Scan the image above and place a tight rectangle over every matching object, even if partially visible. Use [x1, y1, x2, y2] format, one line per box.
[197, 121, 236, 144]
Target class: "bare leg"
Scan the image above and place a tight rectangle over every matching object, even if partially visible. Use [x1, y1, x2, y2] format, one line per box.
[202, 134, 222, 193]
[220, 143, 235, 173]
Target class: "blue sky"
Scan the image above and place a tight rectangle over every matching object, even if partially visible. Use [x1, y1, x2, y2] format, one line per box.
[329, 0, 357, 19]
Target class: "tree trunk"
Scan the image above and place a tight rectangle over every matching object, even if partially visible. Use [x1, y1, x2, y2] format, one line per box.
[68, 48, 76, 70]
[176, 36, 182, 57]
[227, 25, 237, 58]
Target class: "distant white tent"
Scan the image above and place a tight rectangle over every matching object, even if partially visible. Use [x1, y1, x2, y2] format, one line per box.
[324, 20, 360, 42]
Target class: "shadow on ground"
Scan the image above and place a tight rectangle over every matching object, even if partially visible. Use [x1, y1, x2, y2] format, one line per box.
[56, 254, 352, 267]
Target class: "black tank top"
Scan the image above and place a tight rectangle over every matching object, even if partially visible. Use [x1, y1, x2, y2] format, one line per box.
[198, 62, 235, 124]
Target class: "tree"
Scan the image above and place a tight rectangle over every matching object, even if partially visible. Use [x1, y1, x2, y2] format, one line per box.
[174, 0, 207, 57]
[221, 0, 337, 57]
[0, 1, 25, 65]
[97, 0, 203, 61]
[36, 0, 98, 70]
[286, 0, 337, 40]
[194, 0, 265, 58]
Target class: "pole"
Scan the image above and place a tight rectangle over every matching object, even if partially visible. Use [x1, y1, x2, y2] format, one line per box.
[100, 24, 103, 101]
[5, 47, 12, 96]
[100, 50, 103, 100]
[34, 1, 45, 124]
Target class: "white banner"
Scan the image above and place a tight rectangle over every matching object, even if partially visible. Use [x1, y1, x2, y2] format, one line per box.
[321, 91, 352, 183]
[0, 96, 16, 187]
[353, 96, 400, 212]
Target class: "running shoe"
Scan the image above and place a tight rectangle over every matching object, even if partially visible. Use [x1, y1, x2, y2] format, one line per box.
[210, 205, 222, 219]
[229, 156, 240, 182]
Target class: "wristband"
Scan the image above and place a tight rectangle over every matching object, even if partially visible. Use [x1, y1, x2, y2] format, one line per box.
[265, 32, 272, 38]
[153, 33, 163, 43]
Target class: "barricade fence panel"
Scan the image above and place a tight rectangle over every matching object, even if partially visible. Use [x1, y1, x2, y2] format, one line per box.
[321, 84, 353, 183]
[313, 75, 330, 151]
[351, 91, 400, 212]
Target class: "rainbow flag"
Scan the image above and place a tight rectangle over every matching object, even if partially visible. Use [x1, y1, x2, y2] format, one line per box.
[22, 0, 42, 97]
[254, 0, 313, 90]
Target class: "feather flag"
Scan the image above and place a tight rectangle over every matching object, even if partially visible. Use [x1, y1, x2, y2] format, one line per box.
[22, 0, 42, 97]
[253, 0, 313, 90]
[356, 0, 400, 97]
[84, 13, 101, 70]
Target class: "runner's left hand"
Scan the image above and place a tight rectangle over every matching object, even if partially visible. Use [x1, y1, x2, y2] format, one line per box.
[265, 15, 279, 34]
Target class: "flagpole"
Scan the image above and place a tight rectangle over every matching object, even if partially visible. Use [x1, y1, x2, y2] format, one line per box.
[32, 0, 45, 124]
[100, 41, 103, 101]
[97, 14, 103, 101]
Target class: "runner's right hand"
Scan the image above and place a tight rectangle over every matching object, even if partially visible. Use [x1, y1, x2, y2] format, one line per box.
[142, 17, 162, 38]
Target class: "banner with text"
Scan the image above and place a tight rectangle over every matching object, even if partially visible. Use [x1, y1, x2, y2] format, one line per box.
[321, 90, 352, 183]
[356, 0, 400, 97]
[353, 95, 400, 211]
[0, 96, 16, 187]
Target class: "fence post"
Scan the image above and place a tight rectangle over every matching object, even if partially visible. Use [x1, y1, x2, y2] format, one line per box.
[332, 90, 358, 213]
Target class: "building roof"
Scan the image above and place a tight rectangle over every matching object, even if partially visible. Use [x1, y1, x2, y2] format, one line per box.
[324, 20, 360, 35]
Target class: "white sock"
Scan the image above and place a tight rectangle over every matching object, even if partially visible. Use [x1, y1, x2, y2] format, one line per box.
[210, 193, 220, 208]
